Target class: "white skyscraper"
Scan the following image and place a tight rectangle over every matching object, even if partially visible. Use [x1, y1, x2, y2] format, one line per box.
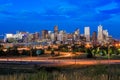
[103, 30, 108, 37]
[103, 30, 109, 40]
[84, 27, 90, 41]
[57, 30, 64, 41]
[97, 25, 103, 42]
[74, 28, 80, 40]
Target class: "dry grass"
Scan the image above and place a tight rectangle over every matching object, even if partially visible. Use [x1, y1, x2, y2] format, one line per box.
[0, 64, 119, 80]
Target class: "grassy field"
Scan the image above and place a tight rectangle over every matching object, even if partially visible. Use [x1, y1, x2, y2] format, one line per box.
[0, 64, 119, 80]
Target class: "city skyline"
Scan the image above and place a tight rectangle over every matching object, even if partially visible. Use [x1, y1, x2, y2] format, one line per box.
[3, 25, 108, 35]
[4, 25, 112, 44]
[0, 0, 120, 39]
[0, 24, 113, 41]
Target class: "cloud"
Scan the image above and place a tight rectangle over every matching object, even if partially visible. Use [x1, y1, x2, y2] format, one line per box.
[0, 3, 13, 10]
[106, 13, 120, 22]
[0, 10, 15, 15]
[67, 0, 113, 8]
[95, 1, 120, 18]
[72, 12, 112, 22]
[100, 8, 120, 14]
[57, 2, 79, 14]
[96, 2, 118, 13]
[0, 0, 119, 24]
[0, 10, 70, 22]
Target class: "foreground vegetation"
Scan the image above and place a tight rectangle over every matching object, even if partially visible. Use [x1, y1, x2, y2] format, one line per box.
[0, 44, 120, 58]
[0, 64, 119, 80]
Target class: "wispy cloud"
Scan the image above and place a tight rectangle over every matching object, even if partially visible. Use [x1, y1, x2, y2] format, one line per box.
[58, 2, 78, 14]
[96, 2, 118, 13]
[0, 3, 13, 10]
[0, 0, 119, 25]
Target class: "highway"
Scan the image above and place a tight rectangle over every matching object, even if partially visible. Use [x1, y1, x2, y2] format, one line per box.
[0, 57, 120, 67]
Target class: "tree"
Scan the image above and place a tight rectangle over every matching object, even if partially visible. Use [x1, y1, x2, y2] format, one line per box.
[91, 49, 96, 57]
[108, 48, 112, 56]
[0, 49, 4, 56]
[32, 48, 37, 56]
[51, 48, 55, 56]
[102, 50, 107, 56]
[12, 46, 19, 56]
[117, 49, 120, 55]
[86, 48, 93, 58]
[22, 50, 30, 56]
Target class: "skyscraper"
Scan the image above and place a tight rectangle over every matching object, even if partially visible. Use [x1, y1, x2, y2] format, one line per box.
[92, 31, 97, 46]
[97, 25, 103, 42]
[54, 25, 58, 33]
[34, 32, 40, 40]
[54, 25, 59, 41]
[103, 30, 109, 41]
[74, 28, 80, 40]
[92, 31, 97, 41]
[42, 30, 48, 40]
[84, 27, 90, 41]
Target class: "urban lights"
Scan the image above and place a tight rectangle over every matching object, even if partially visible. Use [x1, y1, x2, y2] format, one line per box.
[85, 43, 91, 48]
[115, 43, 120, 48]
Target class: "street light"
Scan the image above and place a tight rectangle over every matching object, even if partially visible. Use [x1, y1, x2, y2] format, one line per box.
[85, 43, 91, 49]
[115, 43, 118, 48]
[115, 43, 120, 48]
[119, 43, 120, 46]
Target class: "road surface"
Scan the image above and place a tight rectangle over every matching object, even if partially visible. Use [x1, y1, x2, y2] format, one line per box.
[0, 57, 120, 67]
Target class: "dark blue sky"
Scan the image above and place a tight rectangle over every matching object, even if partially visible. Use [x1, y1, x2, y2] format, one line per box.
[0, 0, 120, 39]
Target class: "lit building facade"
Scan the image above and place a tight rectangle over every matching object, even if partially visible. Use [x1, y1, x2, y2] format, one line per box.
[84, 27, 90, 41]
[42, 30, 48, 40]
[54, 25, 59, 41]
[103, 30, 109, 40]
[97, 25, 103, 42]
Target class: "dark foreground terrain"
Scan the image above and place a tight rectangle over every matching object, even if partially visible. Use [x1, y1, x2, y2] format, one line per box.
[0, 64, 119, 80]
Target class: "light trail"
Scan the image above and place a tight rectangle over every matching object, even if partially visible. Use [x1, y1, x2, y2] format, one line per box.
[0, 58, 120, 67]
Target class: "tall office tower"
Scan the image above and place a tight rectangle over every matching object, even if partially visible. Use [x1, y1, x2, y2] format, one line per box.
[58, 30, 64, 41]
[54, 25, 59, 41]
[97, 25, 103, 42]
[62, 31, 67, 42]
[92, 31, 97, 41]
[42, 30, 48, 40]
[84, 27, 90, 42]
[34, 32, 40, 40]
[51, 33, 55, 41]
[28, 33, 34, 42]
[103, 30, 109, 40]
[54, 25, 58, 33]
[74, 28, 80, 40]
[92, 31, 97, 45]
[48, 31, 52, 40]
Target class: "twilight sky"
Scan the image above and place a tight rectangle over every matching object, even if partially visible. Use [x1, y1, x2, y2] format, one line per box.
[0, 0, 120, 39]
